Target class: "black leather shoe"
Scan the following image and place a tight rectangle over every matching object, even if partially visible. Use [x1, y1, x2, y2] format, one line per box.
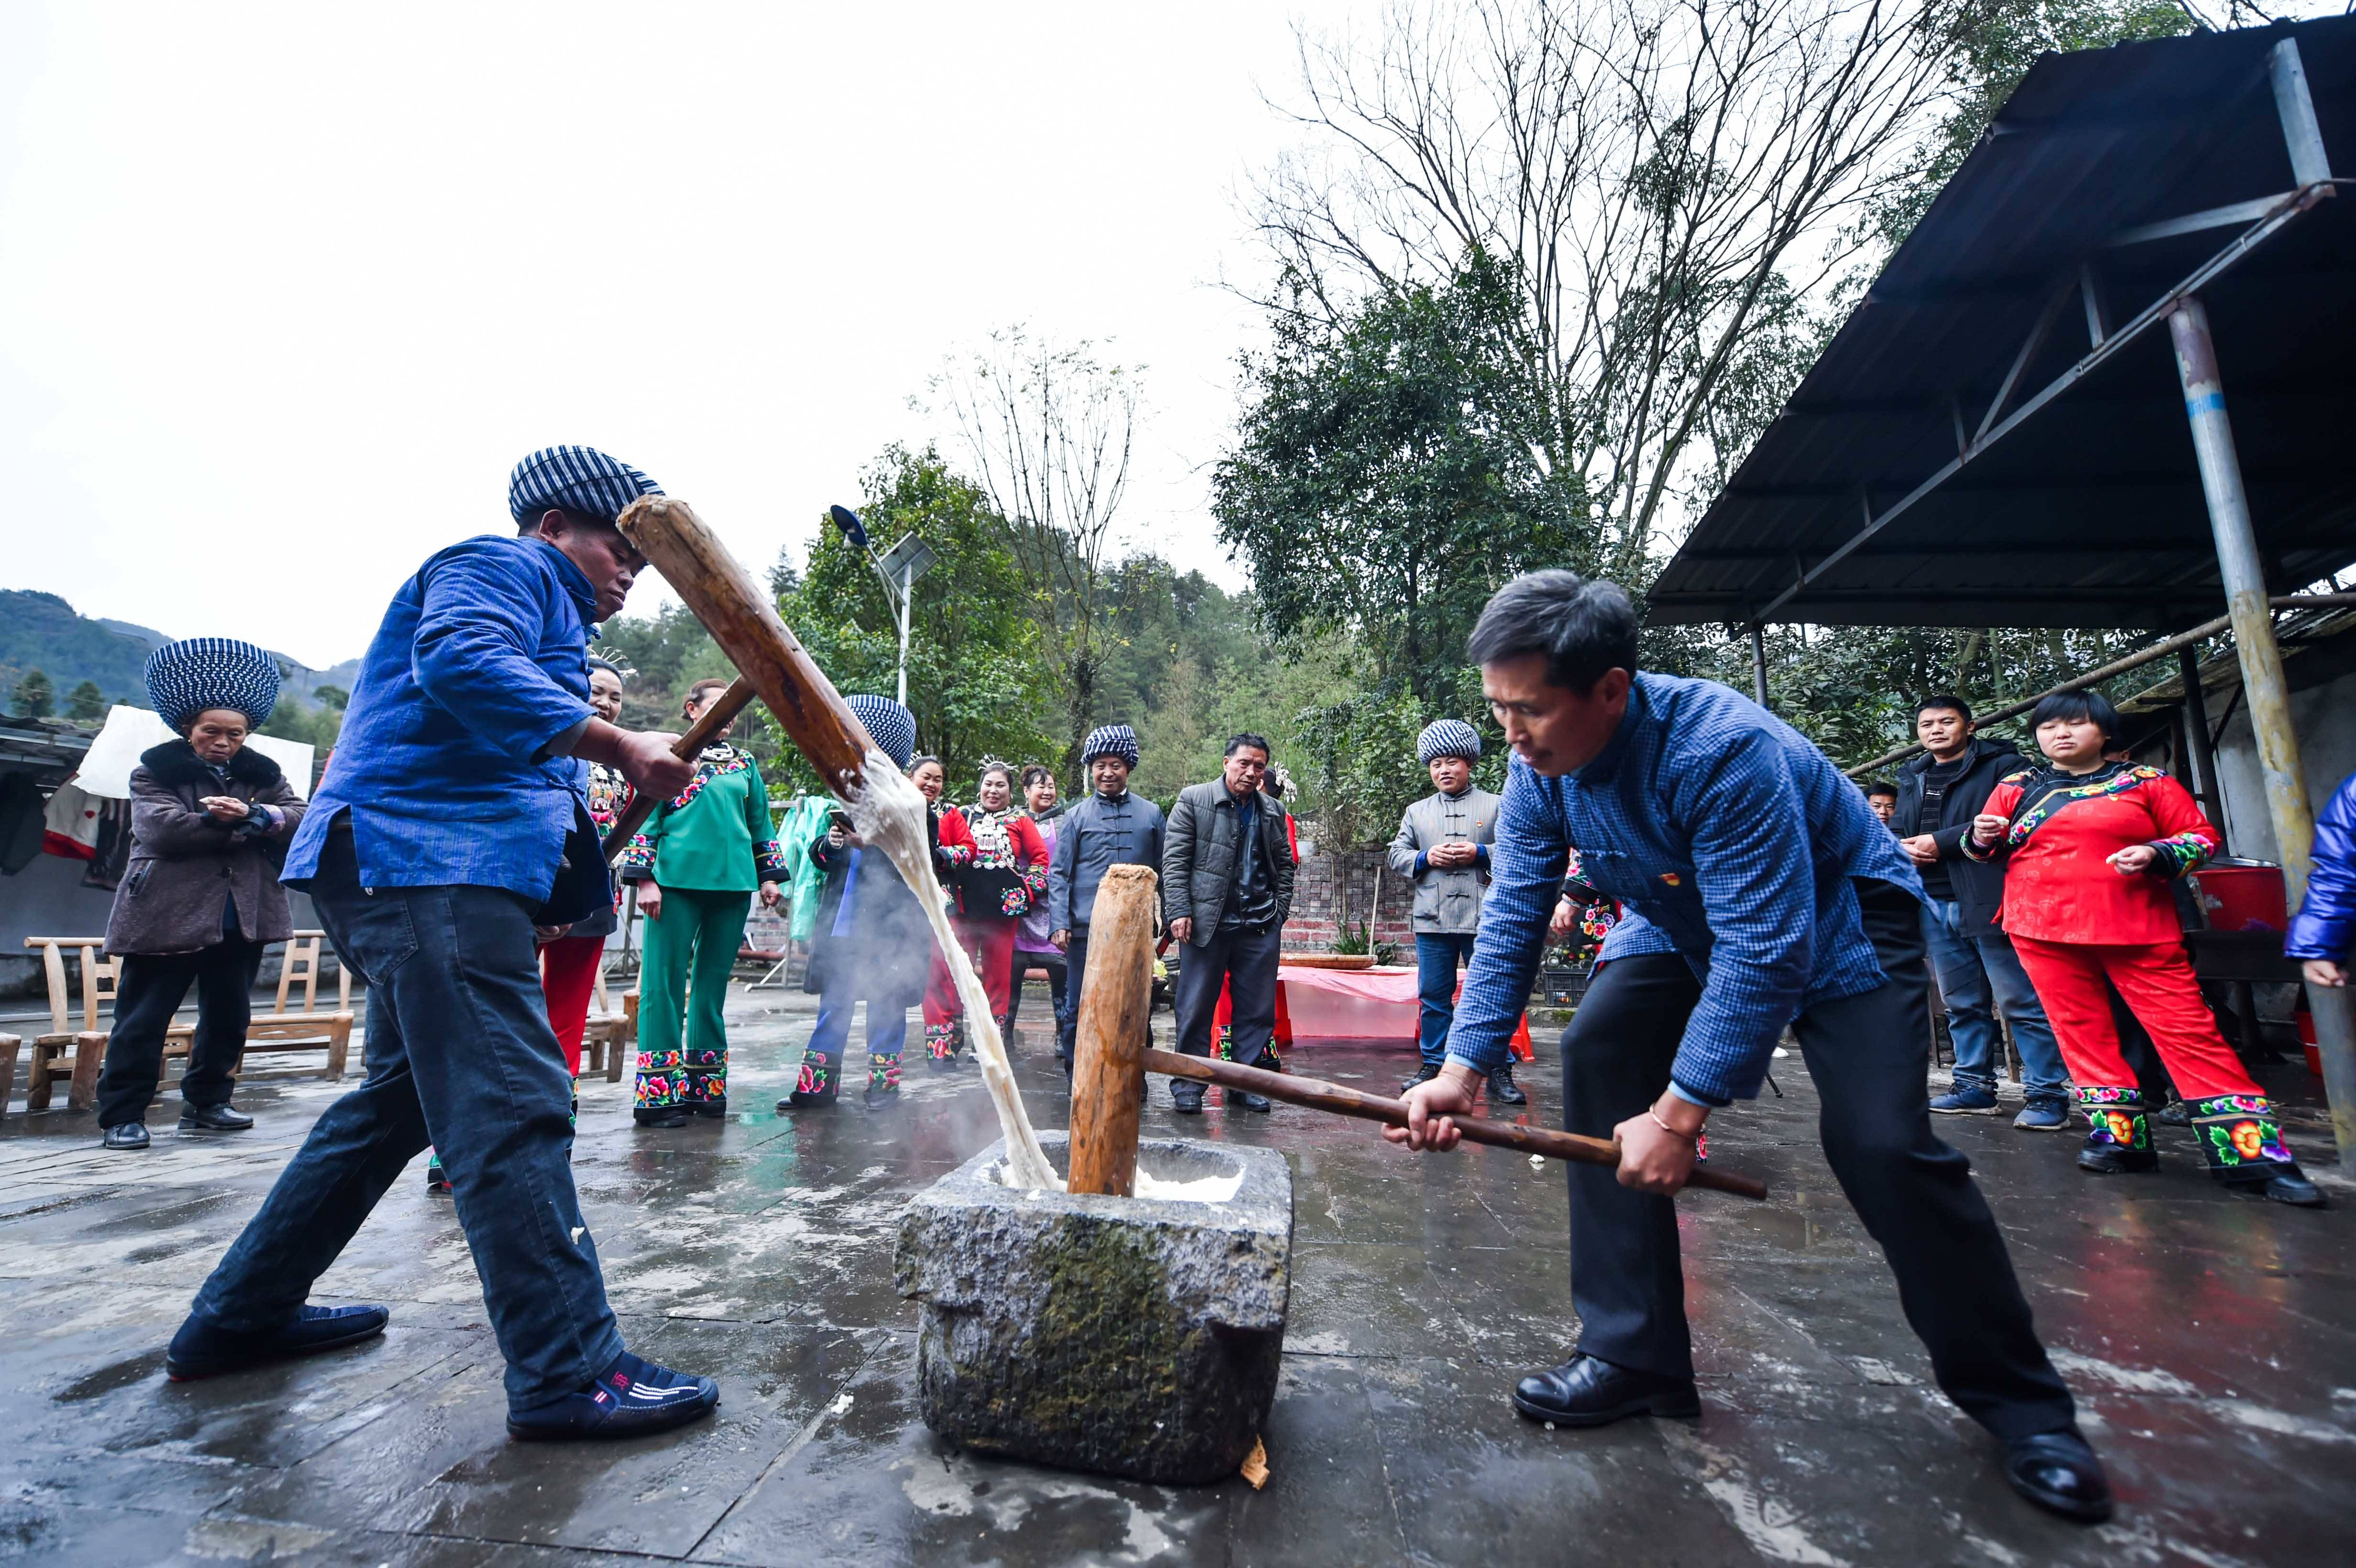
[634, 1109, 689, 1129]
[1488, 1066, 1528, 1106]
[179, 1103, 254, 1132]
[2231, 1167, 2327, 1208]
[2003, 1429, 2113, 1523]
[1399, 1062, 1442, 1096]
[1232, 1090, 1272, 1113]
[166, 1303, 390, 1381]
[1171, 1085, 1205, 1115]
[1511, 1353, 1699, 1427]
[2077, 1143, 2158, 1175]
[102, 1122, 150, 1151]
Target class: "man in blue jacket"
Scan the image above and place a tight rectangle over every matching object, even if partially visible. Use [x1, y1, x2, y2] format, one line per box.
[1392, 570, 2108, 1524]
[164, 446, 722, 1441]
[1047, 724, 1166, 1072]
[2288, 771, 2356, 991]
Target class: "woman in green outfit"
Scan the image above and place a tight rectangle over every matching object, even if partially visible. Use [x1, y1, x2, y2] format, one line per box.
[620, 677, 786, 1128]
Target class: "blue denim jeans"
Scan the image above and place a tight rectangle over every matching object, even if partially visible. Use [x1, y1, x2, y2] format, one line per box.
[1920, 898, 2068, 1102]
[188, 822, 624, 1410]
[1415, 932, 1479, 1067]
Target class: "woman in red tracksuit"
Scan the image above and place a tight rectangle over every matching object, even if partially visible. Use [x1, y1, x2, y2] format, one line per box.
[1964, 691, 2320, 1206]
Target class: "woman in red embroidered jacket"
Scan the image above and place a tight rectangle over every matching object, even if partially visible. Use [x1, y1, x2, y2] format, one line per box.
[909, 755, 980, 1067]
[956, 762, 1053, 1044]
[1965, 691, 2320, 1206]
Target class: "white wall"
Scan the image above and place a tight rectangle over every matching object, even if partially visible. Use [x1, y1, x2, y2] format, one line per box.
[2207, 664, 2356, 866]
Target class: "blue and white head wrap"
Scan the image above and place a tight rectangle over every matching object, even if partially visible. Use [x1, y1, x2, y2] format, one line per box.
[144, 638, 281, 732]
[1416, 719, 1482, 765]
[846, 694, 916, 771]
[1080, 723, 1140, 767]
[508, 446, 664, 526]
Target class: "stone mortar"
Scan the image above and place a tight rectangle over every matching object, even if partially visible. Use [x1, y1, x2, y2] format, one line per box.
[894, 1131, 1294, 1485]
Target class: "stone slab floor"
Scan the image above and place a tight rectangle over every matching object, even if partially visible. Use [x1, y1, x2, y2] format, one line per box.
[2, 989, 2352, 1567]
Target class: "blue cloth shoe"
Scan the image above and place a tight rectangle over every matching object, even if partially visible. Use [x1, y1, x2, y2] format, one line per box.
[1929, 1086, 2000, 1115]
[2012, 1100, 2072, 1132]
[506, 1350, 720, 1441]
[165, 1303, 390, 1382]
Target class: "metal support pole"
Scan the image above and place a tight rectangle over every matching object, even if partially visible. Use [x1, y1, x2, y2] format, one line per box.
[1749, 623, 1770, 711]
[2169, 294, 2356, 1168]
[2176, 642, 2226, 848]
[895, 564, 913, 708]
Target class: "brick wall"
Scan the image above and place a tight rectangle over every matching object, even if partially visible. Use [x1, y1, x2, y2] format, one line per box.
[1282, 847, 1418, 956]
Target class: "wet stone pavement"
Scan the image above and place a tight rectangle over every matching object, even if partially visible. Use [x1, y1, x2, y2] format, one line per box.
[3, 989, 2354, 1567]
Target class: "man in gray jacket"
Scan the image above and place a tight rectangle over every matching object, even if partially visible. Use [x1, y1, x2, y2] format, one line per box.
[1164, 733, 1295, 1114]
[1388, 719, 1521, 1103]
[1048, 724, 1166, 1072]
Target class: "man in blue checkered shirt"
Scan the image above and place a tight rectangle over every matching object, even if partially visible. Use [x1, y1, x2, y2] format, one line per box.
[1390, 570, 2110, 1525]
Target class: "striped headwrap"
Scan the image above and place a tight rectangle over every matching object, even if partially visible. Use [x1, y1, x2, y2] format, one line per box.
[846, 694, 916, 771]
[1080, 723, 1140, 767]
[1417, 719, 1483, 765]
[144, 638, 282, 731]
[508, 446, 664, 526]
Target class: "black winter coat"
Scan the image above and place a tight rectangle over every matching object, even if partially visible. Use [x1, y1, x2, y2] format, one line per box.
[1892, 737, 2023, 933]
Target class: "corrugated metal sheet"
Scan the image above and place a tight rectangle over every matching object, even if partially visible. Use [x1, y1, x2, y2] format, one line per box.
[1647, 17, 2356, 629]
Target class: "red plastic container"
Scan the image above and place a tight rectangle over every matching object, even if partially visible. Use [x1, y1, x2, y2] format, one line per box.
[2192, 863, 2288, 934]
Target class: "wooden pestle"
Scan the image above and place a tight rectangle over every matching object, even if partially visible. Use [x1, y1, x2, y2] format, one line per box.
[614, 497, 878, 801]
[602, 675, 757, 861]
[1144, 1049, 1771, 1201]
[1067, 865, 1160, 1196]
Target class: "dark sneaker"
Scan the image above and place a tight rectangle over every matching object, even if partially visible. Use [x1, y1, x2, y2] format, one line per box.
[102, 1122, 151, 1151]
[1929, 1087, 2000, 1115]
[2230, 1167, 2327, 1208]
[506, 1350, 720, 1441]
[166, 1303, 390, 1381]
[179, 1103, 254, 1132]
[1399, 1062, 1443, 1096]
[2012, 1100, 2071, 1132]
[1488, 1065, 1528, 1106]
[425, 1158, 453, 1195]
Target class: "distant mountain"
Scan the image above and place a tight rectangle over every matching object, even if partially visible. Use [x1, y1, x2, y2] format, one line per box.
[0, 588, 354, 715]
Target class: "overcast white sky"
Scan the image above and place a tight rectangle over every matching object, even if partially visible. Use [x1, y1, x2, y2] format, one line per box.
[0, 2, 1363, 668]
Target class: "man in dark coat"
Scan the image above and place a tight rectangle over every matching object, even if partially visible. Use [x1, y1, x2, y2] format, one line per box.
[96, 639, 306, 1148]
[1163, 733, 1295, 1113]
[1893, 696, 2070, 1129]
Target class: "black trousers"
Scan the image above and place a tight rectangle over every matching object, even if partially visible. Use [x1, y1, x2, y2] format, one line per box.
[1561, 879, 2076, 1442]
[97, 937, 265, 1128]
[1009, 953, 1067, 1035]
[1173, 922, 1281, 1065]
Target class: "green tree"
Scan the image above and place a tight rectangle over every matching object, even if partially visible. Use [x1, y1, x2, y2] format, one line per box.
[1217, 254, 1594, 709]
[775, 445, 1057, 792]
[65, 680, 107, 722]
[12, 669, 53, 718]
[1867, 0, 2191, 252]
[312, 684, 349, 711]
[598, 602, 729, 733]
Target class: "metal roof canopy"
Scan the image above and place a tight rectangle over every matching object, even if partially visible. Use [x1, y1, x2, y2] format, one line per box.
[1647, 17, 2356, 632]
